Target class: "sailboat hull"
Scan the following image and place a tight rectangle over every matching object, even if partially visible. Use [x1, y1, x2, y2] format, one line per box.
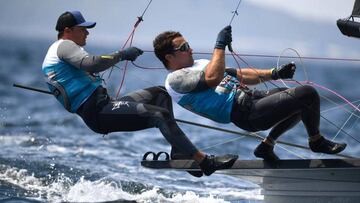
[141, 158, 360, 202]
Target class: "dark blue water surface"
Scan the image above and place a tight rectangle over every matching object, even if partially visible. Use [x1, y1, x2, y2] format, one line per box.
[0, 36, 359, 203]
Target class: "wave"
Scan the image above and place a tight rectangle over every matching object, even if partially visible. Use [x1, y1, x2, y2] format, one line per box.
[0, 162, 262, 203]
[0, 158, 262, 203]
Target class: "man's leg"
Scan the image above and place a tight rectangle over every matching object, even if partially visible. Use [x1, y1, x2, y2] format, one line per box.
[248, 85, 346, 160]
[98, 99, 200, 157]
[99, 87, 238, 176]
[118, 86, 199, 157]
[254, 113, 302, 161]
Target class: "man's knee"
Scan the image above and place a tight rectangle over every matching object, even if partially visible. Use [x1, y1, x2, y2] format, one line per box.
[295, 85, 319, 104]
[147, 109, 173, 129]
[143, 104, 171, 119]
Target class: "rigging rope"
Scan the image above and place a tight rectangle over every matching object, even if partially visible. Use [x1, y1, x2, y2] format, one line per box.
[229, 49, 360, 144]
[173, 119, 353, 158]
[136, 50, 360, 62]
[106, 0, 153, 99]
[333, 103, 360, 143]
[322, 99, 360, 115]
[273, 49, 360, 145]
[276, 48, 308, 87]
[228, 0, 242, 26]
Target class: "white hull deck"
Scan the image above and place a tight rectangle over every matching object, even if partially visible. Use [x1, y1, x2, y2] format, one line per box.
[141, 158, 360, 203]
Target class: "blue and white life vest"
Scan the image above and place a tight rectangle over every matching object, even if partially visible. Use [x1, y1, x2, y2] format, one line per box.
[165, 59, 241, 123]
[42, 40, 101, 113]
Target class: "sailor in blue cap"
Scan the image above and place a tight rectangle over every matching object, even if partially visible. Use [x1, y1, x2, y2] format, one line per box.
[55, 11, 96, 45]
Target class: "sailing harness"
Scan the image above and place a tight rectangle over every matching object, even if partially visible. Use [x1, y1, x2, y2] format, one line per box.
[45, 77, 72, 112]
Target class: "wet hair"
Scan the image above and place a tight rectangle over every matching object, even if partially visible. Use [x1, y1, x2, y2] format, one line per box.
[153, 31, 182, 69]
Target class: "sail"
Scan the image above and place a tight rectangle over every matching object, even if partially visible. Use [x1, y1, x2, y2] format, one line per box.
[352, 0, 360, 17]
[337, 0, 360, 38]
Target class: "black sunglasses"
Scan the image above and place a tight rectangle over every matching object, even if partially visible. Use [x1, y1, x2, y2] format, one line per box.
[173, 42, 191, 52]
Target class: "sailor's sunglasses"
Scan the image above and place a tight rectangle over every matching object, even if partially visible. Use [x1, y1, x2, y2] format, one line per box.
[173, 42, 191, 52]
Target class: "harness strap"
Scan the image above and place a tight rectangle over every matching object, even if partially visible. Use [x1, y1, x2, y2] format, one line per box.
[45, 77, 71, 112]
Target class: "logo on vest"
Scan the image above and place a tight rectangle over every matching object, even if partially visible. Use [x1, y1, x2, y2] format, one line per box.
[112, 101, 130, 110]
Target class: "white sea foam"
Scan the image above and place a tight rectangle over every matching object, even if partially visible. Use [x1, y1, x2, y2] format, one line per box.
[0, 134, 32, 146]
[60, 177, 134, 202]
[137, 189, 230, 203]
[53, 177, 235, 203]
[0, 165, 43, 191]
[45, 144, 112, 157]
[0, 164, 263, 202]
[61, 178, 263, 203]
[46, 145, 69, 154]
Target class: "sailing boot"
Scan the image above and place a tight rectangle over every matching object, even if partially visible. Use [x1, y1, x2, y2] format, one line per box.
[254, 142, 280, 161]
[309, 136, 347, 154]
[199, 154, 238, 176]
[170, 149, 204, 178]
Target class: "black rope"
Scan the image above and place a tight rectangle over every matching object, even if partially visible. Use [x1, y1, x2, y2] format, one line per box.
[133, 0, 153, 27]
[131, 61, 163, 70]
[175, 118, 354, 159]
[140, 0, 153, 19]
[106, 0, 154, 80]
[13, 83, 52, 95]
[228, 0, 242, 25]
[227, 0, 243, 53]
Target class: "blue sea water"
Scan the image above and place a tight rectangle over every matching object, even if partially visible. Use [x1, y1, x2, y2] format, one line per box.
[0, 36, 359, 203]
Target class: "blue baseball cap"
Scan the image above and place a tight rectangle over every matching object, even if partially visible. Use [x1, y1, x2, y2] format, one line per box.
[55, 11, 96, 31]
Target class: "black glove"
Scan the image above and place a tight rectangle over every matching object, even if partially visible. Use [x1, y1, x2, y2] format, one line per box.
[120, 47, 143, 61]
[215, 25, 232, 50]
[271, 62, 296, 80]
